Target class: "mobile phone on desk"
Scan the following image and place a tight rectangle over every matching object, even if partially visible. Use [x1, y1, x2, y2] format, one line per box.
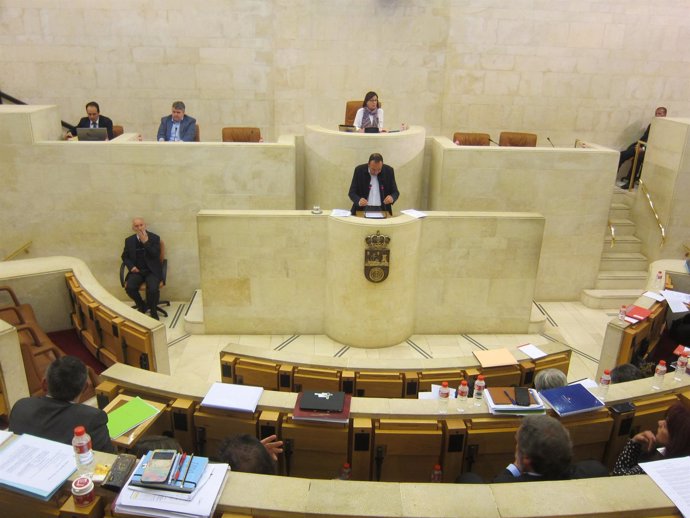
[514, 387, 531, 407]
[140, 450, 177, 483]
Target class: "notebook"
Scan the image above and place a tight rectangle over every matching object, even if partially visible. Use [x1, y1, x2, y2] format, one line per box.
[76, 127, 108, 141]
[299, 391, 345, 412]
[540, 383, 605, 417]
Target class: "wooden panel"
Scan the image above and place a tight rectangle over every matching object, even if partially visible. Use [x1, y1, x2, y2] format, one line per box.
[234, 358, 280, 391]
[64, 273, 83, 330]
[351, 417, 372, 480]
[94, 305, 125, 363]
[355, 371, 403, 398]
[442, 419, 466, 483]
[118, 320, 155, 371]
[193, 406, 259, 458]
[280, 416, 350, 479]
[219, 353, 237, 384]
[466, 365, 522, 388]
[418, 369, 463, 392]
[373, 419, 444, 482]
[558, 408, 613, 463]
[75, 289, 100, 349]
[534, 351, 571, 376]
[462, 416, 521, 480]
[292, 366, 341, 393]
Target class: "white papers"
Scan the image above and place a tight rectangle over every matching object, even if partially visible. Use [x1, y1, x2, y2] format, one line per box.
[0, 430, 12, 446]
[0, 434, 76, 500]
[330, 209, 351, 217]
[364, 211, 385, 219]
[200, 382, 263, 413]
[400, 209, 427, 218]
[116, 460, 228, 518]
[643, 291, 665, 302]
[640, 456, 690, 518]
[569, 378, 598, 390]
[517, 343, 547, 359]
[661, 290, 690, 313]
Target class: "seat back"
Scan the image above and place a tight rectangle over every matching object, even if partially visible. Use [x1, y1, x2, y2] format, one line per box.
[112, 125, 124, 138]
[453, 132, 490, 146]
[222, 127, 262, 142]
[194, 123, 200, 142]
[344, 101, 362, 126]
[499, 131, 537, 147]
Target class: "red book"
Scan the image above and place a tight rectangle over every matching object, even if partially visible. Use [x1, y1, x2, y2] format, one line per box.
[626, 305, 652, 321]
[292, 392, 352, 424]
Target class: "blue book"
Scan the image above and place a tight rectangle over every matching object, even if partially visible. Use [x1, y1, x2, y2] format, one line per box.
[130, 451, 209, 493]
[540, 383, 605, 417]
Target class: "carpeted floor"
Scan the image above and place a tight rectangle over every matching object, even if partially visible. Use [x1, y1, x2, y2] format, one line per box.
[48, 329, 107, 374]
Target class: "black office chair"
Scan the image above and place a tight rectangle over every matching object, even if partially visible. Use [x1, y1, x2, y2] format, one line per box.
[119, 240, 170, 318]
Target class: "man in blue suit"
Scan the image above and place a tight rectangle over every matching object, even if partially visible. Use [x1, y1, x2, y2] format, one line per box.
[157, 101, 197, 142]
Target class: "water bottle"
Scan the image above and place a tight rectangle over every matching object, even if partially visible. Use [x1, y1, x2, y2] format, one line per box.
[430, 464, 443, 483]
[72, 426, 95, 477]
[456, 380, 469, 412]
[599, 369, 611, 399]
[438, 381, 450, 414]
[675, 352, 688, 382]
[654, 271, 664, 291]
[652, 360, 666, 390]
[338, 462, 351, 480]
[618, 305, 627, 321]
[473, 375, 486, 406]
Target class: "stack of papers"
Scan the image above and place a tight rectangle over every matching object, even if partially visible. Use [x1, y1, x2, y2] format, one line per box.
[484, 387, 546, 416]
[473, 348, 518, 367]
[200, 382, 263, 413]
[115, 456, 228, 518]
[0, 434, 76, 501]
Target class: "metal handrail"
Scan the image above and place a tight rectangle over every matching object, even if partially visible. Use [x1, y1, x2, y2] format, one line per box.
[0, 90, 74, 131]
[638, 180, 666, 247]
[608, 220, 616, 248]
[3, 241, 32, 261]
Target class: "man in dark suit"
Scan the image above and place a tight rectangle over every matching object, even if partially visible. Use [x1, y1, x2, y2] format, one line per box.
[122, 217, 164, 320]
[348, 152, 400, 215]
[66, 101, 114, 139]
[617, 106, 667, 187]
[157, 100, 197, 142]
[9, 356, 116, 453]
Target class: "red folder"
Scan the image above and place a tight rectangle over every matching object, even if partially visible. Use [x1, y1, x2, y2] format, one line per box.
[626, 305, 652, 321]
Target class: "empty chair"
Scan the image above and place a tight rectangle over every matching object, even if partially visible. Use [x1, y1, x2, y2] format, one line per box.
[499, 131, 537, 147]
[222, 127, 262, 143]
[453, 132, 491, 146]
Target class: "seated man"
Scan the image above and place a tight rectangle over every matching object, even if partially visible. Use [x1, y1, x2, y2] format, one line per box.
[610, 363, 644, 384]
[216, 434, 283, 475]
[348, 152, 399, 215]
[9, 356, 116, 452]
[617, 106, 667, 187]
[121, 217, 163, 320]
[157, 101, 197, 142]
[66, 101, 114, 140]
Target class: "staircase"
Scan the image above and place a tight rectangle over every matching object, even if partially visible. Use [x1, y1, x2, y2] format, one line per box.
[581, 187, 647, 309]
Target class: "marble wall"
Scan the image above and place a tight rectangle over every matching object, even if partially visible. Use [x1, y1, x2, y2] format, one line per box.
[1, 1, 688, 147]
[198, 210, 544, 344]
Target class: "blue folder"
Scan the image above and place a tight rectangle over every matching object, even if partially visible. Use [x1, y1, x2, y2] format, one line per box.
[540, 383, 605, 417]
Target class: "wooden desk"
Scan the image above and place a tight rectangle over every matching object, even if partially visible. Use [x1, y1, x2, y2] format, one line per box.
[103, 394, 166, 449]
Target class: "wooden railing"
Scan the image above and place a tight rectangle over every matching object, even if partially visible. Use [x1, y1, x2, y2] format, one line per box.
[638, 179, 666, 247]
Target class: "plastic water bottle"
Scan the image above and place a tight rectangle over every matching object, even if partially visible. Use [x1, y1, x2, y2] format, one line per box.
[675, 352, 688, 382]
[438, 381, 450, 413]
[654, 271, 664, 291]
[599, 369, 611, 399]
[338, 462, 351, 480]
[618, 305, 627, 321]
[473, 375, 486, 406]
[72, 426, 95, 477]
[652, 360, 667, 390]
[430, 464, 443, 483]
[457, 380, 469, 412]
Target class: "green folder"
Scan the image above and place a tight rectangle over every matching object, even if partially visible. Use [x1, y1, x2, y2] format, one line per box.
[106, 397, 160, 439]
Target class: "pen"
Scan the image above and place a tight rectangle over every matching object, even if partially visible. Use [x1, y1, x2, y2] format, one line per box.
[180, 453, 194, 487]
[173, 453, 186, 482]
[504, 389, 517, 405]
[167, 453, 180, 485]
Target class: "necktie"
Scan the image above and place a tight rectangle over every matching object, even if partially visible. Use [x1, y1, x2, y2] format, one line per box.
[91, 122, 96, 129]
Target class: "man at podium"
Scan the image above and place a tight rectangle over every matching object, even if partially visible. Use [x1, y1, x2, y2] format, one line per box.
[348, 153, 399, 215]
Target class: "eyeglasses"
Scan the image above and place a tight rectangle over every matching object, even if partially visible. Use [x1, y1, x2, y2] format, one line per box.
[367, 98, 378, 103]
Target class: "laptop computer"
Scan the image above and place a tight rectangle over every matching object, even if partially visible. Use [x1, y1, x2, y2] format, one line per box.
[364, 127, 380, 134]
[76, 127, 108, 141]
[299, 391, 345, 412]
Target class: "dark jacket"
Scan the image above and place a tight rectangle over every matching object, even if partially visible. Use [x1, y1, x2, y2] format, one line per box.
[348, 163, 400, 215]
[73, 115, 114, 139]
[121, 231, 163, 280]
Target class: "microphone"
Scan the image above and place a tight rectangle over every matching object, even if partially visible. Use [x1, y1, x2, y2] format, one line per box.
[547, 137, 555, 148]
[489, 138, 499, 146]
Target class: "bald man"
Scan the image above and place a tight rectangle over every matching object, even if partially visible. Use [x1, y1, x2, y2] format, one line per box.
[121, 218, 163, 320]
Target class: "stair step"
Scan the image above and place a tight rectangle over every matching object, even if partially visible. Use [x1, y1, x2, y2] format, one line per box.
[595, 271, 648, 289]
[599, 252, 648, 271]
[609, 218, 636, 236]
[604, 234, 642, 253]
[581, 289, 645, 309]
[608, 202, 631, 219]
[611, 189, 635, 207]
